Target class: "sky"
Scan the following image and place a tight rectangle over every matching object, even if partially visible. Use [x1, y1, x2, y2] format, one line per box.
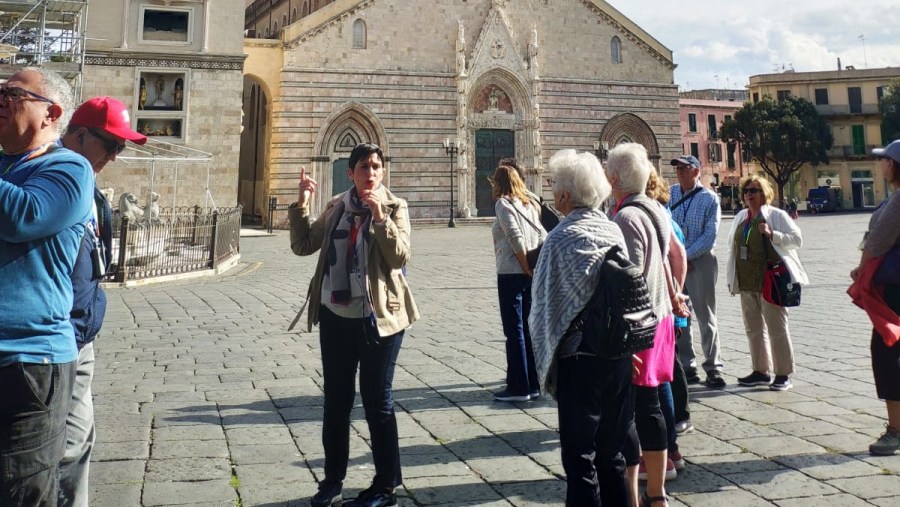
[606, 0, 900, 91]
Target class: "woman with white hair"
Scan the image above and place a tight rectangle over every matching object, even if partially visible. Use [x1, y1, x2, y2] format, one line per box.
[529, 149, 631, 506]
[606, 142, 676, 507]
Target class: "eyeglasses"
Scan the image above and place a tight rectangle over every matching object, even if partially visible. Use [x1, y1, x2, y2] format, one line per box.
[675, 165, 694, 172]
[742, 187, 762, 195]
[546, 177, 556, 186]
[0, 85, 56, 104]
[87, 128, 127, 155]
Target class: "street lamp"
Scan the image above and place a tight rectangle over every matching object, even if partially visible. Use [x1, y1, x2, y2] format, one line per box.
[593, 140, 609, 161]
[443, 137, 460, 228]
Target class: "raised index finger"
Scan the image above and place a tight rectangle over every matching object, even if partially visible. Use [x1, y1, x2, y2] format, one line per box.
[300, 167, 306, 180]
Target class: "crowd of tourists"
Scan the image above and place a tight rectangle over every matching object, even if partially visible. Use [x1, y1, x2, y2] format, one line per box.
[290, 139, 898, 507]
[1, 65, 898, 507]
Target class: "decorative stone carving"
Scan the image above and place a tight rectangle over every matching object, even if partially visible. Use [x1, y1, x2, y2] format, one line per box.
[456, 20, 467, 76]
[490, 39, 505, 59]
[119, 191, 160, 223]
[527, 25, 539, 75]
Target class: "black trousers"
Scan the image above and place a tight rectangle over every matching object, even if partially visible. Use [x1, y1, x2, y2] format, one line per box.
[556, 355, 634, 507]
[0, 361, 75, 507]
[319, 306, 404, 490]
[672, 331, 691, 423]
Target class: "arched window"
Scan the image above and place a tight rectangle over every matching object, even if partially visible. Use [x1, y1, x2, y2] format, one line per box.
[302, 2, 309, 16]
[313, 0, 320, 11]
[282, 14, 287, 27]
[352, 19, 366, 49]
[273, 21, 278, 34]
[611, 36, 622, 64]
[292, 8, 297, 22]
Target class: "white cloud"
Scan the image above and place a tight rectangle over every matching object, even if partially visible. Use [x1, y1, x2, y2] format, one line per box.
[606, 0, 900, 89]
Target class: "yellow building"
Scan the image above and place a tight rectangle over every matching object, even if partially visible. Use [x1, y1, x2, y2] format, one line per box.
[748, 67, 900, 209]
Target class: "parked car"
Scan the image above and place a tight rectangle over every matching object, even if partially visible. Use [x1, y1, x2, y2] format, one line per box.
[806, 186, 843, 213]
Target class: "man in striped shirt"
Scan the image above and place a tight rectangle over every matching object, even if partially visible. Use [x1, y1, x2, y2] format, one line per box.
[669, 155, 725, 388]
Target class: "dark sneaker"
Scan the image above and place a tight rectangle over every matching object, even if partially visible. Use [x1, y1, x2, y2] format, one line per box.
[770, 376, 793, 391]
[684, 367, 701, 384]
[869, 425, 900, 456]
[738, 371, 772, 387]
[493, 389, 530, 402]
[705, 370, 726, 389]
[310, 480, 342, 507]
[675, 419, 694, 435]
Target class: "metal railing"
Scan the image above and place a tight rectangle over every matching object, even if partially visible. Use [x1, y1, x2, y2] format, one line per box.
[107, 206, 242, 283]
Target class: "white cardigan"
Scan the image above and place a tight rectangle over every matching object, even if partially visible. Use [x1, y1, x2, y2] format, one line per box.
[726, 205, 809, 295]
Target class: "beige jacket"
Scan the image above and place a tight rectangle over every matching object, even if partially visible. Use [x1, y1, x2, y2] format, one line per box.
[289, 188, 419, 336]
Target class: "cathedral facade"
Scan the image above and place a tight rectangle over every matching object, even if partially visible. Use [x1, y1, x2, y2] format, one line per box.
[242, 0, 680, 220]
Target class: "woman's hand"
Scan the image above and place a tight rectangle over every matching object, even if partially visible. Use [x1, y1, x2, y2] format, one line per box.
[632, 354, 643, 379]
[359, 189, 385, 222]
[850, 267, 860, 281]
[297, 167, 319, 207]
[671, 293, 691, 318]
[759, 223, 773, 238]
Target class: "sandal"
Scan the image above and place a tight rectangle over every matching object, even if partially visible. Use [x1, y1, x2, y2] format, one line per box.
[640, 491, 669, 507]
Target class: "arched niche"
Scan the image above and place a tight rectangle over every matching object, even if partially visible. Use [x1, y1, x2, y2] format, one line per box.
[600, 113, 660, 160]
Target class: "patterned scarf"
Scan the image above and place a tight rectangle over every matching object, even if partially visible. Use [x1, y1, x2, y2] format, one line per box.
[528, 207, 625, 396]
[326, 188, 374, 311]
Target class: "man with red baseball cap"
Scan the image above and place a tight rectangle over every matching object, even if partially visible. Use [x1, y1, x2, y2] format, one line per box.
[57, 97, 146, 507]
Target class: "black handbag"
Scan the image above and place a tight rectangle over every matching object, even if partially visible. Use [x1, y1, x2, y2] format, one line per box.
[762, 238, 801, 307]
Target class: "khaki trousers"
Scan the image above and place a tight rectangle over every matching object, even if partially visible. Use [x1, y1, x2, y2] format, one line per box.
[740, 292, 795, 376]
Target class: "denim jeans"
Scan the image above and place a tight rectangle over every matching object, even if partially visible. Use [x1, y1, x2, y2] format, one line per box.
[0, 360, 76, 507]
[497, 274, 539, 395]
[556, 354, 633, 507]
[319, 306, 404, 490]
[58, 343, 96, 507]
[671, 332, 691, 423]
[659, 383, 677, 453]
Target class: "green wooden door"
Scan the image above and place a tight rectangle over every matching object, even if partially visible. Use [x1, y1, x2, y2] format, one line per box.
[332, 158, 352, 196]
[475, 129, 515, 217]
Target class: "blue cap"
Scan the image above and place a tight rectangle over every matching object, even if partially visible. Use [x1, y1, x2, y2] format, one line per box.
[873, 139, 900, 165]
[670, 155, 701, 169]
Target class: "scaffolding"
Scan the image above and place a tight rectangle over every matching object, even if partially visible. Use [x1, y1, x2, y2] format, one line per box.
[0, 0, 88, 98]
[116, 138, 216, 211]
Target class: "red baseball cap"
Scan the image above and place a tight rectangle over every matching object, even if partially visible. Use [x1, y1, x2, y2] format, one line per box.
[70, 96, 148, 145]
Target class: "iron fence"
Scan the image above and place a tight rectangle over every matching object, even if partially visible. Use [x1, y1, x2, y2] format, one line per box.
[107, 206, 242, 283]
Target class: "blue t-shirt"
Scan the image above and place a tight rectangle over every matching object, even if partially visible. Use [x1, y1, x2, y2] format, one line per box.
[0, 146, 94, 365]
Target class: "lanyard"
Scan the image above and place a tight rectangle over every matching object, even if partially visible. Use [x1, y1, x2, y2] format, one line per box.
[743, 213, 761, 245]
[677, 185, 700, 223]
[0, 142, 53, 176]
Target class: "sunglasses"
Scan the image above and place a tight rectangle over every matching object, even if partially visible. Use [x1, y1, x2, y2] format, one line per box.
[0, 85, 56, 104]
[87, 128, 127, 155]
[742, 187, 762, 195]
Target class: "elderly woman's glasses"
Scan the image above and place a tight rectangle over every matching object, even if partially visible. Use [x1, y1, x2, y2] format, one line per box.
[545, 177, 556, 186]
[743, 187, 762, 195]
[0, 85, 56, 104]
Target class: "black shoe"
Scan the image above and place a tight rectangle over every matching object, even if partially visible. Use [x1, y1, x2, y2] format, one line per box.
[684, 367, 701, 384]
[770, 376, 793, 391]
[310, 480, 342, 507]
[705, 371, 726, 389]
[344, 486, 397, 507]
[493, 388, 530, 402]
[738, 371, 772, 387]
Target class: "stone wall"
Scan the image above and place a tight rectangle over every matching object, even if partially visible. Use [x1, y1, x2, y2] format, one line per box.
[84, 65, 244, 210]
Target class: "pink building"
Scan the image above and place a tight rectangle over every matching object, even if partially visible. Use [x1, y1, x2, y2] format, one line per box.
[678, 94, 759, 210]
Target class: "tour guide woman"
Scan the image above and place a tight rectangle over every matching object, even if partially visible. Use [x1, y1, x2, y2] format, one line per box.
[726, 174, 808, 392]
[290, 143, 419, 507]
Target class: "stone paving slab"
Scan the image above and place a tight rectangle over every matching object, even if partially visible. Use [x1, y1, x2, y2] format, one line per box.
[89, 214, 900, 506]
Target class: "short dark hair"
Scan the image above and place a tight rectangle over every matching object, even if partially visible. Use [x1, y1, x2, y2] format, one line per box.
[349, 143, 384, 169]
[498, 157, 524, 180]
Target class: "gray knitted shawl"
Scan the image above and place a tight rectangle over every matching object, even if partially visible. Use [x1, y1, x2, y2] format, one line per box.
[528, 207, 626, 397]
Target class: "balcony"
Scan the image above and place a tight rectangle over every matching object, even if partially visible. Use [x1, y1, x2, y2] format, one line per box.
[815, 104, 881, 116]
[828, 145, 879, 159]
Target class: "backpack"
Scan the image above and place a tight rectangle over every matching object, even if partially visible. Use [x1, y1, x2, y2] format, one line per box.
[571, 245, 659, 360]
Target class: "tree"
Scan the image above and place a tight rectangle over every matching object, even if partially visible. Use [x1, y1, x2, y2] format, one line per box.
[720, 95, 833, 207]
[880, 80, 900, 144]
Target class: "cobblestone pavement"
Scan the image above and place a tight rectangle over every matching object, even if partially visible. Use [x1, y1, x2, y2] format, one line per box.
[91, 212, 900, 506]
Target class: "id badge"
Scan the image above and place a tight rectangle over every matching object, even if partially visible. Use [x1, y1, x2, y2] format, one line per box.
[350, 269, 364, 298]
[740, 246, 748, 261]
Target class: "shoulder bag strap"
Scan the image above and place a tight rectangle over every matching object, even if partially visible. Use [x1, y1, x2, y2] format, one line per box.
[669, 186, 702, 211]
[620, 201, 680, 299]
[505, 197, 543, 235]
